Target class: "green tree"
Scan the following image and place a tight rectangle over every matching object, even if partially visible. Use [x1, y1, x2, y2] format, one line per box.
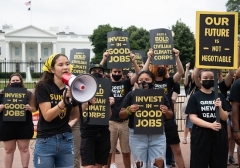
[226, 0, 240, 33]
[125, 25, 150, 52]
[171, 20, 195, 69]
[89, 24, 122, 65]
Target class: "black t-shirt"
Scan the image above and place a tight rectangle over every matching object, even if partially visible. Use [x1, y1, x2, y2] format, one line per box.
[185, 90, 230, 128]
[36, 82, 77, 138]
[154, 77, 175, 112]
[110, 79, 132, 121]
[229, 78, 240, 102]
[172, 82, 180, 94]
[0, 89, 33, 123]
[122, 89, 171, 129]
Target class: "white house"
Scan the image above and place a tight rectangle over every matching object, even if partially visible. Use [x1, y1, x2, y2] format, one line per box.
[0, 24, 93, 72]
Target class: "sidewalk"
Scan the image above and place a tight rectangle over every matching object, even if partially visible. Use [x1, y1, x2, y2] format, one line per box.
[0, 132, 238, 168]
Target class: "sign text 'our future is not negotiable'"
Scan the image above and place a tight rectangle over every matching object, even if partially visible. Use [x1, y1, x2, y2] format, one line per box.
[196, 11, 238, 69]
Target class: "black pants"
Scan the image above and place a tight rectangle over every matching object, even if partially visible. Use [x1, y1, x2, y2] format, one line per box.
[190, 126, 228, 168]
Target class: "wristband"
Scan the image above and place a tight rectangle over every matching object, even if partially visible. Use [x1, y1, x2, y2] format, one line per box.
[234, 130, 240, 132]
[126, 106, 132, 115]
[57, 104, 63, 110]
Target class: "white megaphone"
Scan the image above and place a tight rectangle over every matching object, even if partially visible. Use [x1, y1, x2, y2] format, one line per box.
[62, 73, 98, 102]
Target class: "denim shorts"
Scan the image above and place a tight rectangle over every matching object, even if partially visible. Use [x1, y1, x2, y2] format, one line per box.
[33, 132, 74, 168]
[129, 128, 166, 168]
[186, 115, 193, 129]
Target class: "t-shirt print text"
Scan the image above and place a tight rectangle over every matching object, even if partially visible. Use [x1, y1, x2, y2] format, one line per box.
[200, 100, 216, 118]
[112, 85, 124, 97]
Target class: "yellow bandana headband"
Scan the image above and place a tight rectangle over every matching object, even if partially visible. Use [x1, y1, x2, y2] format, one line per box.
[42, 53, 73, 73]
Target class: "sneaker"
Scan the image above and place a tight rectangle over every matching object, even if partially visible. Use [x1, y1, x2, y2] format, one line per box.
[116, 148, 121, 154]
[110, 163, 117, 168]
[229, 156, 236, 165]
[182, 138, 187, 144]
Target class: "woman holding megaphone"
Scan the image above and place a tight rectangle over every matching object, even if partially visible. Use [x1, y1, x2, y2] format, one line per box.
[31, 53, 90, 168]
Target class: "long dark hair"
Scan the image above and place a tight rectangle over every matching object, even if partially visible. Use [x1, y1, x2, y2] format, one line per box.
[137, 70, 156, 83]
[30, 54, 68, 109]
[7, 73, 25, 88]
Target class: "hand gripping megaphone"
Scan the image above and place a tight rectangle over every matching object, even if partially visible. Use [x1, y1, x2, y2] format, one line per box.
[62, 73, 98, 103]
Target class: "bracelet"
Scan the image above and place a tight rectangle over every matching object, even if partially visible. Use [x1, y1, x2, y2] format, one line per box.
[234, 130, 240, 132]
[57, 104, 63, 110]
[126, 106, 132, 115]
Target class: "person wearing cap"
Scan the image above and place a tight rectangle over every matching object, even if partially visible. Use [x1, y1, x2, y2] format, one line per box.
[100, 51, 140, 168]
[80, 63, 115, 168]
[31, 53, 92, 168]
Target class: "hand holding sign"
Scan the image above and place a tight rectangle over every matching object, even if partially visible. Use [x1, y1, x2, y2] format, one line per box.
[109, 97, 115, 106]
[103, 50, 109, 61]
[129, 104, 139, 113]
[130, 52, 135, 61]
[173, 48, 180, 57]
[214, 98, 222, 110]
[147, 48, 153, 58]
[211, 121, 222, 131]
[160, 105, 169, 114]
[0, 104, 4, 112]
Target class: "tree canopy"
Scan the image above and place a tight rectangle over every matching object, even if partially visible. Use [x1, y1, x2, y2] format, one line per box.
[226, 0, 240, 33]
[171, 20, 195, 69]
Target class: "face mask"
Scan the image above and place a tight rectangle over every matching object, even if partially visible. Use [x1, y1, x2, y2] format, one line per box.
[202, 80, 214, 89]
[10, 82, 21, 88]
[138, 81, 153, 89]
[157, 68, 166, 77]
[112, 74, 122, 81]
[92, 73, 103, 78]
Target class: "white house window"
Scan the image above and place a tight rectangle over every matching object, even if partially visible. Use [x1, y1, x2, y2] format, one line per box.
[30, 48, 34, 56]
[15, 47, 20, 56]
[44, 48, 48, 56]
[61, 48, 65, 54]
[0, 47, 1, 55]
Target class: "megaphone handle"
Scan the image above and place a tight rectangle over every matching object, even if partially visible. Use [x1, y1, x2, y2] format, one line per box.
[63, 87, 70, 105]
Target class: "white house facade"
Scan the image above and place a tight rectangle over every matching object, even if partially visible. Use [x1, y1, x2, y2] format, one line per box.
[0, 24, 93, 72]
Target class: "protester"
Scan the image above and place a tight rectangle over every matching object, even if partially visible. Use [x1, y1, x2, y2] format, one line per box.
[100, 50, 140, 168]
[119, 70, 173, 168]
[186, 69, 230, 168]
[80, 64, 114, 168]
[142, 48, 185, 168]
[31, 53, 88, 168]
[0, 73, 35, 168]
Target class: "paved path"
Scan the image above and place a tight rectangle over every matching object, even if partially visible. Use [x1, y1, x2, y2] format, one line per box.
[0, 132, 238, 168]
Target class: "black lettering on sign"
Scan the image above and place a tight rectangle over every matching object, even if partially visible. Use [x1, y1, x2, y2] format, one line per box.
[107, 31, 132, 69]
[70, 49, 90, 75]
[195, 11, 238, 69]
[150, 28, 175, 65]
[3, 87, 27, 121]
[133, 89, 164, 134]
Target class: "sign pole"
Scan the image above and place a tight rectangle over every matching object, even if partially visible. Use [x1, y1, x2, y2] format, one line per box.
[213, 70, 220, 123]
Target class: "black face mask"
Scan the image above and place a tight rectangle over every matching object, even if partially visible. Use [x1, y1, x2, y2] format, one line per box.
[202, 80, 214, 89]
[157, 68, 166, 77]
[138, 81, 153, 89]
[10, 82, 21, 88]
[92, 73, 103, 78]
[112, 74, 122, 81]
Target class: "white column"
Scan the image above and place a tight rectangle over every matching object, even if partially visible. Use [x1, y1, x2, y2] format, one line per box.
[22, 41, 26, 72]
[38, 42, 41, 72]
[5, 41, 9, 72]
[52, 42, 56, 53]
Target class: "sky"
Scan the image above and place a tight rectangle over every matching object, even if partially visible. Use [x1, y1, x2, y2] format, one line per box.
[0, 0, 228, 35]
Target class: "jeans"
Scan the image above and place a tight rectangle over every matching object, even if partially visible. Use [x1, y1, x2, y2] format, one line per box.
[129, 128, 166, 168]
[33, 132, 74, 168]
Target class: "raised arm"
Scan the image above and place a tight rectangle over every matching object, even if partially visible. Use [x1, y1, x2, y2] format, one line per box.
[130, 52, 140, 85]
[173, 48, 184, 83]
[184, 62, 190, 86]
